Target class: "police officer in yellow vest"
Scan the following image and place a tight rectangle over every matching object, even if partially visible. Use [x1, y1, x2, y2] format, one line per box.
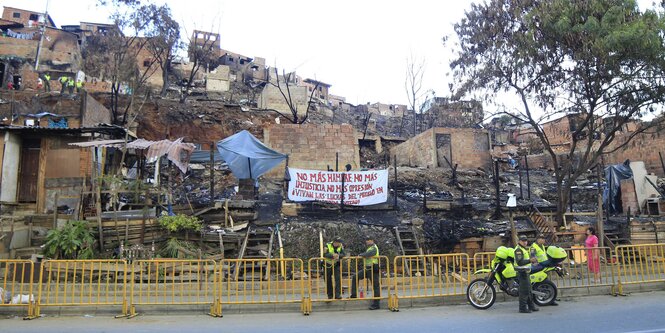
[531, 234, 558, 305]
[67, 77, 75, 94]
[42, 73, 51, 92]
[59, 75, 68, 94]
[323, 237, 346, 300]
[515, 235, 538, 313]
[350, 235, 381, 310]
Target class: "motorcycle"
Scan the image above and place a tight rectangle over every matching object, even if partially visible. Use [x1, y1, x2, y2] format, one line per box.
[466, 246, 567, 310]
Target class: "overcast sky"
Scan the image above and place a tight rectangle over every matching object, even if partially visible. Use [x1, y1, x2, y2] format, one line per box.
[1, 0, 659, 116]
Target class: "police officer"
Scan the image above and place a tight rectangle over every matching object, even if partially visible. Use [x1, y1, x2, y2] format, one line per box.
[323, 237, 345, 300]
[43, 73, 51, 92]
[350, 235, 381, 310]
[515, 235, 538, 313]
[531, 234, 558, 305]
[59, 75, 68, 94]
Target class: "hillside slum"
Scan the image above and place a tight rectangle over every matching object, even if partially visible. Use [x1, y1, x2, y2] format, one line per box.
[1, 5, 664, 264]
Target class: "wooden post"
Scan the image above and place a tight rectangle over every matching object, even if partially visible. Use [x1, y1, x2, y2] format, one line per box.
[218, 231, 225, 259]
[509, 208, 517, 246]
[518, 161, 523, 199]
[53, 192, 58, 229]
[336, 152, 339, 172]
[210, 143, 215, 203]
[93, 147, 104, 252]
[393, 155, 398, 210]
[659, 152, 665, 176]
[340, 172, 345, 211]
[525, 155, 531, 200]
[596, 165, 605, 248]
[493, 160, 502, 219]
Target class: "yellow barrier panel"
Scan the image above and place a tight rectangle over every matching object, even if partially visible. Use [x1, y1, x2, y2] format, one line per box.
[218, 258, 305, 316]
[129, 259, 218, 317]
[392, 253, 470, 309]
[0, 260, 35, 317]
[615, 244, 665, 294]
[34, 260, 129, 317]
[549, 246, 615, 289]
[307, 256, 391, 309]
[472, 252, 495, 274]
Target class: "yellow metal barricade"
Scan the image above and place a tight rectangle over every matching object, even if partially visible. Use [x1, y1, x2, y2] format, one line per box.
[392, 253, 470, 310]
[34, 260, 129, 317]
[472, 252, 495, 274]
[0, 260, 35, 317]
[306, 256, 391, 311]
[615, 244, 665, 294]
[218, 258, 306, 316]
[129, 259, 217, 317]
[549, 246, 615, 289]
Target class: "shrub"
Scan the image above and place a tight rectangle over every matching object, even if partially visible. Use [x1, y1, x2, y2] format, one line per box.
[43, 220, 96, 259]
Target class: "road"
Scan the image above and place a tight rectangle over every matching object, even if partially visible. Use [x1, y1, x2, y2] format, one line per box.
[2, 291, 665, 333]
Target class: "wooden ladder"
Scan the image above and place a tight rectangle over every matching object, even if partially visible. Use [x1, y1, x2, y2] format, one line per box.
[527, 206, 558, 244]
[234, 224, 275, 281]
[394, 225, 423, 276]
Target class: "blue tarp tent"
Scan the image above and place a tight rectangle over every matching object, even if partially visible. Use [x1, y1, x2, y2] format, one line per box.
[216, 130, 287, 179]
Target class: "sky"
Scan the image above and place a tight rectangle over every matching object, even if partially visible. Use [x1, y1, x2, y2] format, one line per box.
[1, 0, 659, 116]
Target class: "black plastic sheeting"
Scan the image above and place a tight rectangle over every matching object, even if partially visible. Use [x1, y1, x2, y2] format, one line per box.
[604, 160, 633, 214]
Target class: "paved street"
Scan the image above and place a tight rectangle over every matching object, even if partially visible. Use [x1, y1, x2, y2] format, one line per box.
[2, 291, 665, 333]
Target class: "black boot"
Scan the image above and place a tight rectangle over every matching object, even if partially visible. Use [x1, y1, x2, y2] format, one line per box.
[369, 301, 380, 310]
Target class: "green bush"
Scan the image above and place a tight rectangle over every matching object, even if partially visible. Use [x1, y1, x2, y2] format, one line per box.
[158, 214, 202, 233]
[43, 220, 96, 259]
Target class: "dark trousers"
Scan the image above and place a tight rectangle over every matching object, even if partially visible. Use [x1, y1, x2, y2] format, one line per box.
[44, 81, 50, 92]
[350, 264, 380, 305]
[324, 263, 342, 299]
[517, 271, 535, 311]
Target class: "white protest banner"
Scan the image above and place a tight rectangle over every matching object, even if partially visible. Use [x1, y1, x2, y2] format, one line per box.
[287, 168, 388, 206]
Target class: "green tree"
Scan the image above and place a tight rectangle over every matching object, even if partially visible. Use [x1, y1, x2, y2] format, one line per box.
[451, 0, 665, 223]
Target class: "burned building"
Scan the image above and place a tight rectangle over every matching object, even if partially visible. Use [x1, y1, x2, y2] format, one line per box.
[0, 90, 126, 214]
[421, 97, 483, 128]
[61, 21, 116, 46]
[2, 6, 55, 28]
[391, 127, 492, 171]
[0, 10, 81, 91]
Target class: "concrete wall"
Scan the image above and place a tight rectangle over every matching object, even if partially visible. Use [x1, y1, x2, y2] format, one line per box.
[206, 65, 230, 93]
[0, 132, 20, 202]
[259, 84, 309, 117]
[263, 124, 360, 178]
[391, 127, 492, 170]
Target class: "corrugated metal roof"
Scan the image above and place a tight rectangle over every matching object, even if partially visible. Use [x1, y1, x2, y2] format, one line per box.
[68, 139, 126, 148]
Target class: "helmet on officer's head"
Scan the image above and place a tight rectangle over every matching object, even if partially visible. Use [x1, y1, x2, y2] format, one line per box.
[546, 246, 567, 260]
[495, 246, 514, 260]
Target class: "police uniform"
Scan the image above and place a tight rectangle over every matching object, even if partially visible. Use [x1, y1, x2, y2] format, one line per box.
[323, 239, 345, 299]
[350, 237, 381, 310]
[515, 236, 538, 313]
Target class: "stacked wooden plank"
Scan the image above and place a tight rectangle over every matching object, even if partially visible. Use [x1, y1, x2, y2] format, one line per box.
[630, 219, 665, 244]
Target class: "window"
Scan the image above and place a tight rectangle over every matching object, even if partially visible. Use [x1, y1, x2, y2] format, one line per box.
[228, 57, 234, 63]
[318, 86, 322, 92]
[143, 59, 151, 67]
[29, 14, 38, 21]
[240, 59, 246, 65]
[13, 12, 20, 18]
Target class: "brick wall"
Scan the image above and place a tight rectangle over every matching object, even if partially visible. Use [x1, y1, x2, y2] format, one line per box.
[605, 130, 665, 177]
[263, 124, 360, 178]
[391, 127, 491, 170]
[620, 178, 639, 214]
[259, 84, 309, 117]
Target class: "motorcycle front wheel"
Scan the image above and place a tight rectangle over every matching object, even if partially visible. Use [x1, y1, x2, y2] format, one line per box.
[466, 278, 496, 309]
[532, 280, 557, 306]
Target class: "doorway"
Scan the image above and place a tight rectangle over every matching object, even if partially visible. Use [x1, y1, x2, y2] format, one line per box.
[436, 134, 452, 168]
[18, 138, 41, 202]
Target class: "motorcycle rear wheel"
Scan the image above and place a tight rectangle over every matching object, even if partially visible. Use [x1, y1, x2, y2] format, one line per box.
[466, 278, 496, 309]
[532, 280, 557, 306]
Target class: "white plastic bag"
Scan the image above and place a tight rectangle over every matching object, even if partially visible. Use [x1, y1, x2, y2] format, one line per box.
[10, 294, 34, 304]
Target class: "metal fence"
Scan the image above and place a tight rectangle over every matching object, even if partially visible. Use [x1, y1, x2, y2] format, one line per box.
[34, 260, 129, 317]
[218, 258, 306, 316]
[0, 243, 662, 318]
[0, 260, 35, 316]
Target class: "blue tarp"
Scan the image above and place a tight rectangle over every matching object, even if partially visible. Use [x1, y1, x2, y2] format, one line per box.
[216, 130, 286, 179]
[604, 160, 633, 214]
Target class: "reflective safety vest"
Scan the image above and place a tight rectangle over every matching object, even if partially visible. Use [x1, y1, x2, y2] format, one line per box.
[44, 74, 50, 81]
[59, 76, 68, 83]
[67, 78, 75, 86]
[531, 243, 548, 263]
[364, 244, 379, 266]
[514, 244, 531, 265]
[76, 81, 83, 88]
[325, 242, 343, 264]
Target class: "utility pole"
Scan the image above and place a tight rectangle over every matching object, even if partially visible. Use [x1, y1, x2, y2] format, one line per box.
[34, 0, 50, 71]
